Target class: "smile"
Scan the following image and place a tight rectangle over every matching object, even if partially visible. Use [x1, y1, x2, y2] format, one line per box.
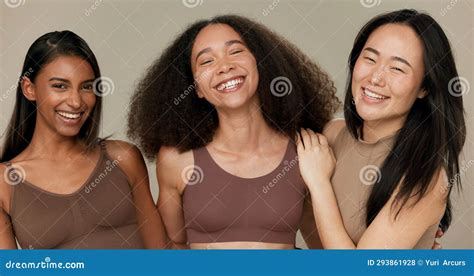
[362, 87, 389, 101]
[215, 76, 245, 92]
[56, 111, 84, 120]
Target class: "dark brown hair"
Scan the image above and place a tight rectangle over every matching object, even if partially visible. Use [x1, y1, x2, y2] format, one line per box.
[128, 14, 340, 159]
[1, 30, 103, 162]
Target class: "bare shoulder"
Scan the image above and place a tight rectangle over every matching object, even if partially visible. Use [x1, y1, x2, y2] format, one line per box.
[0, 163, 11, 212]
[102, 139, 143, 162]
[322, 118, 346, 145]
[156, 146, 194, 192]
[101, 139, 147, 185]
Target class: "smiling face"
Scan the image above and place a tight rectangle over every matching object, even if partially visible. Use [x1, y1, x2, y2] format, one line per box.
[190, 23, 259, 110]
[23, 55, 97, 138]
[351, 23, 426, 129]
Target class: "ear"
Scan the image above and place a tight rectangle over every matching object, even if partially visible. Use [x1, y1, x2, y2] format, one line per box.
[21, 76, 36, 101]
[417, 88, 427, 99]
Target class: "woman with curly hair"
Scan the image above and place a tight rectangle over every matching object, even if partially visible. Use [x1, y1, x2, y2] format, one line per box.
[297, 9, 465, 248]
[128, 15, 340, 249]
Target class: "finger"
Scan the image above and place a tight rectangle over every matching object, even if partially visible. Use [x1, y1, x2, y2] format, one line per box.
[301, 129, 312, 149]
[436, 228, 444, 238]
[432, 242, 442, 250]
[296, 131, 304, 150]
[307, 129, 319, 146]
[317, 133, 329, 147]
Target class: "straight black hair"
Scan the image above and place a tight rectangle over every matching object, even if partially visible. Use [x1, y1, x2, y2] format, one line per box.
[344, 9, 466, 231]
[1, 31, 103, 162]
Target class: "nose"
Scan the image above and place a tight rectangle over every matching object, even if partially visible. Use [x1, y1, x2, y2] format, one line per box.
[370, 66, 386, 87]
[217, 58, 235, 75]
[66, 89, 82, 109]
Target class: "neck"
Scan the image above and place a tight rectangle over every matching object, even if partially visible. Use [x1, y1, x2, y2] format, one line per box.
[362, 117, 405, 143]
[213, 101, 283, 153]
[25, 118, 86, 160]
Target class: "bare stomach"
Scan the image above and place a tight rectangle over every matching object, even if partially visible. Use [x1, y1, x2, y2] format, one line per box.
[190, 241, 295, 249]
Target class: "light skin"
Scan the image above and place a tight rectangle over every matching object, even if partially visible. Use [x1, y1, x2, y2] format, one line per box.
[0, 56, 167, 249]
[156, 23, 322, 249]
[297, 24, 447, 249]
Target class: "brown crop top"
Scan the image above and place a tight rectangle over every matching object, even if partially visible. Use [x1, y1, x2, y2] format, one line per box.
[6, 139, 144, 249]
[182, 140, 308, 244]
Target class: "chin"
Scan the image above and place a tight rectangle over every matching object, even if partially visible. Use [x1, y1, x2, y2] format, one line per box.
[355, 106, 382, 122]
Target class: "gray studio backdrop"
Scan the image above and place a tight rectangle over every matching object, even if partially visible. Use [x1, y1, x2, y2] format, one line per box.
[1, 0, 472, 248]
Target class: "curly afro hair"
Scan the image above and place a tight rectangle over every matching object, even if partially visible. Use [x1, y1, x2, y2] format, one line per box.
[127, 14, 340, 160]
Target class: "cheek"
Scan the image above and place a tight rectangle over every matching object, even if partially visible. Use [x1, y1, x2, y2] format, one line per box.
[36, 91, 61, 110]
[82, 93, 97, 110]
[352, 59, 371, 83]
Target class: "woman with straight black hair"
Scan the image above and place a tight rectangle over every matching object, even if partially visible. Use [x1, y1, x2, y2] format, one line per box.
[0, 31, 167, 249]
[297, 9, 465, 248]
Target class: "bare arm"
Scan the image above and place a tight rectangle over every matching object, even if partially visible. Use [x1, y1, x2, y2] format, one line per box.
[297, 129, 447, 249]
[156, 146, 193, 249]
[299, 193, 323, 249]
[106, 140, 168, 249]
[0, 165, 17, 249]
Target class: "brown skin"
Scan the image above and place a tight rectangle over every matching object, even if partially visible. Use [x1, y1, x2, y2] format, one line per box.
[0, 56, 167, 249]
[157, 24, 322, 249]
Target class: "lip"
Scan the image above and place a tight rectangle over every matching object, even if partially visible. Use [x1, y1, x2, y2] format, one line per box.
[55, 110, 85, 126]
[214, 76, 246, 93]
[361, 87, 390, 103]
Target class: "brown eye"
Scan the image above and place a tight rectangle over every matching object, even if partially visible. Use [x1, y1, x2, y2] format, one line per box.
[52, 83, 67, 90]
[82, 83, 93, 91]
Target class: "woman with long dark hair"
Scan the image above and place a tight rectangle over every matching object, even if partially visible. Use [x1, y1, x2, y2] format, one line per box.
[0, 31, 167, 249]
[297, 9, 466, 248]
[127, 15, 340, 249]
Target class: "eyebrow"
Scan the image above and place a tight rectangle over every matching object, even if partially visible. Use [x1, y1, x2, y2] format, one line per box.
[48, 77, 95, 84]
[363, 47, 412, 68]
[195, 40, 245, 62]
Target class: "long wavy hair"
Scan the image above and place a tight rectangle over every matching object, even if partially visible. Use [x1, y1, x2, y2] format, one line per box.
[344, 9, 466, 231]
[128, 14, 340, 159]
[1, 31, 103, 162]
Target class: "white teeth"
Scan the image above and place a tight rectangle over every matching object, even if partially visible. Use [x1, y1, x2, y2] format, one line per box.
[216, 78, 244, 91]
[57, 111, 81, 119]
[363, 88, 388, 100]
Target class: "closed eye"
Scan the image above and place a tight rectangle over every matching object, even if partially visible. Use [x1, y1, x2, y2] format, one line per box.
[391, 67, 405, 73]
[200, 59, 213, 65]
[230, 49, 244, 55]
[364, 57, 376, 63]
